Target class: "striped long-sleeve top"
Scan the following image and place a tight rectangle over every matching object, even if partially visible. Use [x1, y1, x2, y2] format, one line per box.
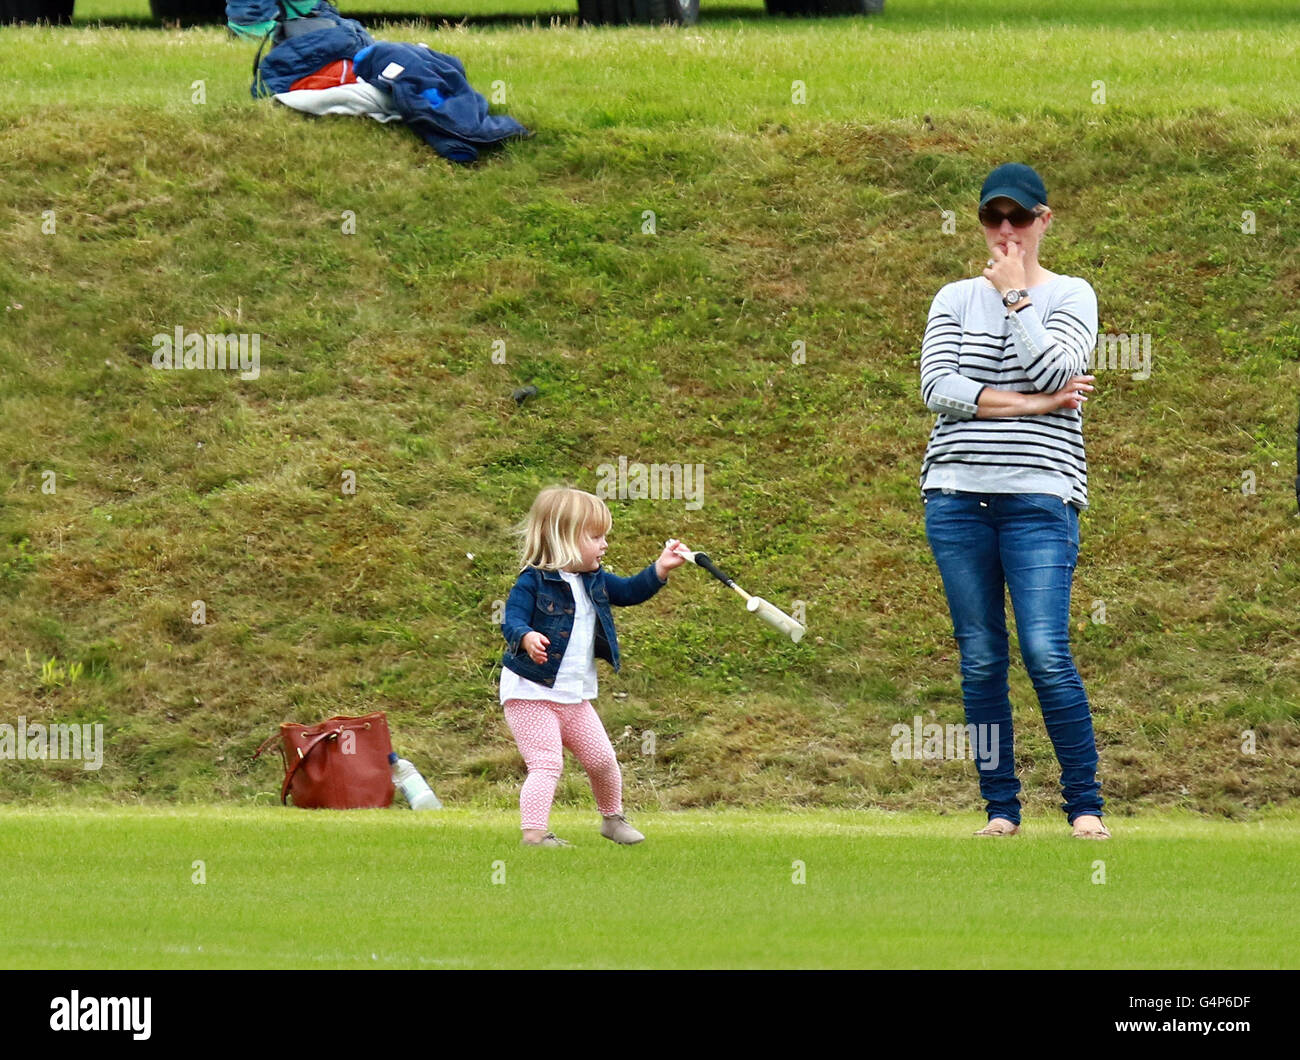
[919, 274, 1098, 509]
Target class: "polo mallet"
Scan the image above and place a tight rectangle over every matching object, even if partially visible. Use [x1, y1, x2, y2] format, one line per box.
[670, 543, 805, 643]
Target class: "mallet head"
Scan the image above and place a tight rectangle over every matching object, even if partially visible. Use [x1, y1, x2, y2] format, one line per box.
[746, 596, 806, 643]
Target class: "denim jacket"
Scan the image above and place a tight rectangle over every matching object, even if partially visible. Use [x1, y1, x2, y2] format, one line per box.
[500, 562, 665, 687]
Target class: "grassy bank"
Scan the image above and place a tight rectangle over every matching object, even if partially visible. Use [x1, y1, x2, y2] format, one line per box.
[0, 4, 1297, 816]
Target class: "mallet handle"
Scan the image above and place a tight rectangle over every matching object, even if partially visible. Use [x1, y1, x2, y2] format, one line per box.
[673, 543, 806, 643]
[684, 550, 751, 601]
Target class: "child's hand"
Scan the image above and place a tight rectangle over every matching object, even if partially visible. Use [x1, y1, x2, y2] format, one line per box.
[521, 631, 550, 665]
[654, 539, 691, 582]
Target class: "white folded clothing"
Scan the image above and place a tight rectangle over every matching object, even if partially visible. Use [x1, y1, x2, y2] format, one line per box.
[273, 79, 404, 123]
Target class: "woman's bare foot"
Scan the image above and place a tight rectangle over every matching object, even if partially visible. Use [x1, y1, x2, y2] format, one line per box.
[973, 818, 1020, 836]
[1071, 815, 1111, 839]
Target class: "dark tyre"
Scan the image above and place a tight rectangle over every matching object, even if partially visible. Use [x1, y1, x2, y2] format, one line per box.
[602, 0, 632, 22]
[150, 0, 228, 23]
[766, 0, 883, 13]
[581, 0, 698, 25]
[1, 0, 73, 24]
[578, 0, 622, 23]
[634, 0, 699, 23]
[823, 0, 884, 12]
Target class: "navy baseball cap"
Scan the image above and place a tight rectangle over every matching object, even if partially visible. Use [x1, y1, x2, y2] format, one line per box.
[979, 163, 1048, 209]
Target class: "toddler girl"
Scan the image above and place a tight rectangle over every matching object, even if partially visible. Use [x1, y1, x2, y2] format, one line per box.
[500, 485, 688, 846]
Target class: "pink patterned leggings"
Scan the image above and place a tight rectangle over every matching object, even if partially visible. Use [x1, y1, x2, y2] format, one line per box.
[502, 698, 622, 831]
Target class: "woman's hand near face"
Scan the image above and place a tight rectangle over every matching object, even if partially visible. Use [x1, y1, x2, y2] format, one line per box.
[983, 243, 1028, 293]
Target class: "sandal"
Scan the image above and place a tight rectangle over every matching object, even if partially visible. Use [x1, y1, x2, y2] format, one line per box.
[973, 818, 1020, 836]
[1071, 815, 1111, 840]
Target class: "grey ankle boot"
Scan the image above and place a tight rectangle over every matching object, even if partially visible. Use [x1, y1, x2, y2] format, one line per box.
[600, 813, 645, 845]
[522, 831, 572, 847]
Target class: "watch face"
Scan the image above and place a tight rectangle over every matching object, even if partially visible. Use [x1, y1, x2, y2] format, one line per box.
[1004, 289, 1022, 305]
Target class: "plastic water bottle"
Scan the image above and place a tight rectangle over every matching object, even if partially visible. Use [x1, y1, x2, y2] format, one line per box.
[389, 753, 442, 810]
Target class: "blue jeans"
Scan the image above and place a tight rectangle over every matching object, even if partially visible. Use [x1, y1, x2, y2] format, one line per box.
[923, 490, 1104, 825]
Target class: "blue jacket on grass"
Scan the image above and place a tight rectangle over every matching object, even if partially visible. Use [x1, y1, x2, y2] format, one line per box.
[229, 1, 529, 163]
[353, 42, 530, 164]
[501, 563, 666, 688]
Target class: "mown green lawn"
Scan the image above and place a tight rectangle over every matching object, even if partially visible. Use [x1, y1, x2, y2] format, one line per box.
[10, 0, 1300, 116]
[1, 807, 1296, 968]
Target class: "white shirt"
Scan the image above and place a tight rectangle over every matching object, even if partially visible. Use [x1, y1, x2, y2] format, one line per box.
[499, 569, 599, 705]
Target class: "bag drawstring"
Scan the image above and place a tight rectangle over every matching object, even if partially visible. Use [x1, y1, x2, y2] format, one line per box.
[251, 0, 293, 98]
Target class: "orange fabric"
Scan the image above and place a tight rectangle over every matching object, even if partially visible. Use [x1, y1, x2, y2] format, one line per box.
[289, 59, 357, 92]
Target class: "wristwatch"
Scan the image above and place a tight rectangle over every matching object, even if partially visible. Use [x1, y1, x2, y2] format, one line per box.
[1001, 288, 1030, 308]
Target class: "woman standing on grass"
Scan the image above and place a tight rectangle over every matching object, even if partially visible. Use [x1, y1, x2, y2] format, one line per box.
[918, 163, 1109, 839]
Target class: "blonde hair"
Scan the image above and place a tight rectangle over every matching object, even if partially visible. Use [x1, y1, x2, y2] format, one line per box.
[514, 486, 612, 573]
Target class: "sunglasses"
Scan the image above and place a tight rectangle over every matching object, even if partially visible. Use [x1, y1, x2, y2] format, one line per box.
[978, 204, 1041, 228]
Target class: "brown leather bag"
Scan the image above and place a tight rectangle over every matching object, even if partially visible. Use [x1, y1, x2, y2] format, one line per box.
[254, 712, 395, 809]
